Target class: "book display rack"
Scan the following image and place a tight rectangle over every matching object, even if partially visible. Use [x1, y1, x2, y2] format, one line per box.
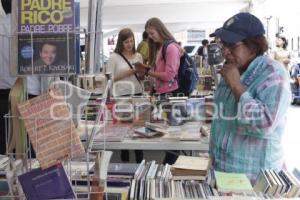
[2, 1, 300, 200]
[1, 0, 109, 198]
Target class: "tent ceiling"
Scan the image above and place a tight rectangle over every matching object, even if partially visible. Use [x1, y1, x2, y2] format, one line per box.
[79, 0, 252, 33]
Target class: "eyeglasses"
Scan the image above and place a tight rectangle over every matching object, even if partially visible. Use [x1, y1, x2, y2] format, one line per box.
[218, 41, 244, 53]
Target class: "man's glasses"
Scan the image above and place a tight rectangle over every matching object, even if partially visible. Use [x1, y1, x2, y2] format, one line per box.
[218, 41, 244, 53]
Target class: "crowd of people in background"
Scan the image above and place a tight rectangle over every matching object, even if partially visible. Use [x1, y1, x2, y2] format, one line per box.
[103, 12, 298, 183]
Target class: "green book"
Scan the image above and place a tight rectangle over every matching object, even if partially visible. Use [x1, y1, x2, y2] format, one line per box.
[214, 171, 253, 193]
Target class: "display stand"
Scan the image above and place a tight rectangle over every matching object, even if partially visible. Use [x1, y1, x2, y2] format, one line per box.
[2, 0, 110, 198]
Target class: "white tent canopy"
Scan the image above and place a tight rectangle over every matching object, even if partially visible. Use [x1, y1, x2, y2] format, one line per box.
[79, 0, 254, 35]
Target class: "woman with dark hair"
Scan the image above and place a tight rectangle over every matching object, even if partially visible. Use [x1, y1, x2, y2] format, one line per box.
[209, 12, 291, 182]
[106, 28, 144, 97]
[105, 28, 144, 163]
[272, 35, 292, 71]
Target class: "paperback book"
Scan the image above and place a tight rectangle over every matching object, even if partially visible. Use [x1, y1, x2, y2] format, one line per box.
[18, 163, 75, 200]
[11, 0, 77, 75]
[17, 89, 85, 169]
[214, 171, 253, 193]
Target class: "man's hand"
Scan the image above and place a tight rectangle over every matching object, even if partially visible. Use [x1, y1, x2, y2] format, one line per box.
[218, 63, 246, 100]
[219, 63, 241, 89]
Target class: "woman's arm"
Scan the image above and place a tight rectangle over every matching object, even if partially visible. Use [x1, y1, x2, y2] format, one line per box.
[153, 44, 180, 81]
[134, 44, 180, 81]
[113, 69, 136, 82]
[106, 54, 139, 82]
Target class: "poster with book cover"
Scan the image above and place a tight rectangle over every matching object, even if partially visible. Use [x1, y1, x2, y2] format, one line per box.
[12, 0, 77, 75]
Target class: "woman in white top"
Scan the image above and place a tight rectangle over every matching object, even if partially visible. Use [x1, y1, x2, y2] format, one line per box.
[106, 28, 144, 97]
[105, 28, 144, 163]
[272, 35, 291, 71]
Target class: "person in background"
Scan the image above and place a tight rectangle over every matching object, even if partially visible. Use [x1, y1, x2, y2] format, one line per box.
[137, 31, 149, 64]
[105, 28, 144, 163]
[209, 12, 291, 182]
[272, 35, 292, 71]
[0, 0, 16, 155]
[135, 17, 181, 97]
[134, 17, 182, 164]
[197, 39, 209, 68]
[290, 62, 300, 104]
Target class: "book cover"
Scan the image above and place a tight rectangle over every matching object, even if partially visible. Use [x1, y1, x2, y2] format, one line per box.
[214, 171, 253, 193]
[253, 169, 271, 193]
[171, 156, 211, 172]
[16, 0, 76, 75]
[17, 89, 85, 169]
[93, 123, 130, 142]
[108, 163, 140, 176]
[18, 163, 75, 200]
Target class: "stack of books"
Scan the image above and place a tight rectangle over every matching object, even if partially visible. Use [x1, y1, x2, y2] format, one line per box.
[171, 156, 212, 180]
[253, 169, 300, 198]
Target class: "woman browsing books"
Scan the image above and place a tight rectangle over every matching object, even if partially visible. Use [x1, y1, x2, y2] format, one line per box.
[134, 17, 182, 97]
[105, 28, 145, 97]
[134, 17, 183, 165]
[105, 28, 144, 163]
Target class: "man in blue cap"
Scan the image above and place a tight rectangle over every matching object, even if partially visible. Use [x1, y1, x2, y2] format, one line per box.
[209, 12, 292, 182]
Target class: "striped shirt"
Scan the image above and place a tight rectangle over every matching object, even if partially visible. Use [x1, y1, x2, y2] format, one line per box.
[209, 55, 292, 181]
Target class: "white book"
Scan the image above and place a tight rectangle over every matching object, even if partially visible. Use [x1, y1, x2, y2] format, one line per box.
[93, 150, 113, 188]
[273, 170, 286, 195]
[129, 178, 136, 200]
[265, 169, 278, 196]
[285, 170, 300, 197]
[161, 164, 169, 181]
[149, 179, 156, 200]
[134, 160, 145, 179]
[269, 169, 283, 196]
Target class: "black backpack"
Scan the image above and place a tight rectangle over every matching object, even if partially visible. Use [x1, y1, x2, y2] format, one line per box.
[162, 40, 199, 96]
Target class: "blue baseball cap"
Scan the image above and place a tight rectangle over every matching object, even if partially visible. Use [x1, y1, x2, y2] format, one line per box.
[210, 12, 265, 43]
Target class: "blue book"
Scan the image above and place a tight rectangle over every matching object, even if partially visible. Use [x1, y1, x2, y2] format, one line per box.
[18, 163, 75, 200]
